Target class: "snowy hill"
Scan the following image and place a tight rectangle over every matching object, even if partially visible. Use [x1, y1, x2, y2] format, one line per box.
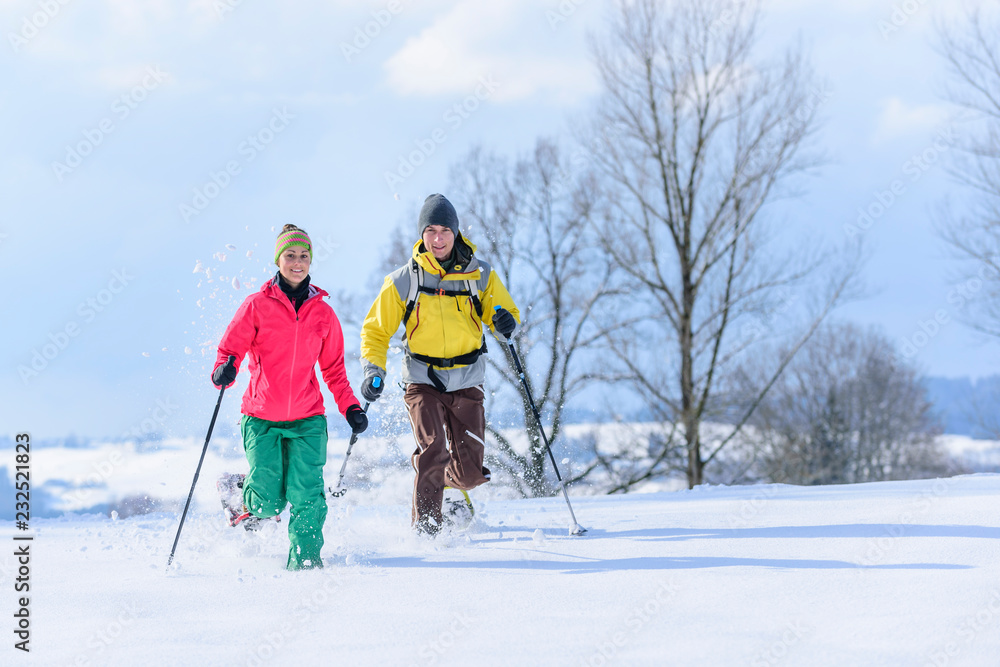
[9, 424, 1000, 522]
[3, 469, 999, 665]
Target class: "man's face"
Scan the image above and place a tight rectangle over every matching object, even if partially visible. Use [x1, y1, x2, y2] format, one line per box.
[422, 225, 455, 261]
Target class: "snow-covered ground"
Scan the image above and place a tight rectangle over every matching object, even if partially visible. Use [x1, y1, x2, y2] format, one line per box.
[2, 452, 999, 665]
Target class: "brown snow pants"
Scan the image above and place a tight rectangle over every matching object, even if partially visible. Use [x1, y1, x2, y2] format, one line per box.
[403, 383, 490, 526]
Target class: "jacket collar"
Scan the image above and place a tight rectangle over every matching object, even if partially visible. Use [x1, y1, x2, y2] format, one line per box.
[261, 275, 328, 301]
[411, 235, 480, 279]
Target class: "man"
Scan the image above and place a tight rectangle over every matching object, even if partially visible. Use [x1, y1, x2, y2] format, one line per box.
[360, 193, 519, 535]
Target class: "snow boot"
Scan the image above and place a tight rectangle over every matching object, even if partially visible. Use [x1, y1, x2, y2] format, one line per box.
[414, 515, 443, 538]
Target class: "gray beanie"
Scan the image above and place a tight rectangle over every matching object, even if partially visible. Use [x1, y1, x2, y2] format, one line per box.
[417, 193, 460, 239]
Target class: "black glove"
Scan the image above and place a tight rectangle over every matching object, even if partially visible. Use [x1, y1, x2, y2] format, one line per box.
[361, 375, 383, 403]
[346, 405, 368, 435]
[212, 356, 237, 387]
[492, 307, 516, 338]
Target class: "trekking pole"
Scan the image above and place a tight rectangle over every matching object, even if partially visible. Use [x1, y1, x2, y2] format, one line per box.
[167, 355, 234, 570]
[329, 378, 379, 498]
[499, 315, 586, 535]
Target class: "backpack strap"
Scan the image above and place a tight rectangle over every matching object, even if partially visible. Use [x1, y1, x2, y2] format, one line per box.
[402, 260, 422, 327]
[403, 263, 484, 326]
[465, 278, 483, 319]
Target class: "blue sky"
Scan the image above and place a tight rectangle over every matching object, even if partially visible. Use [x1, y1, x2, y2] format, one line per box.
[1, 0, 995, 439]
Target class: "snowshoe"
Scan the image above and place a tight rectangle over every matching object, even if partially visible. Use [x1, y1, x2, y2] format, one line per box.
[217, 472, 279, 532]
[443, 486, 475, 530]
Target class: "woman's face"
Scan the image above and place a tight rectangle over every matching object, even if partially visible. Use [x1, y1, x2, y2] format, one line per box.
[278, 245, 311, 287]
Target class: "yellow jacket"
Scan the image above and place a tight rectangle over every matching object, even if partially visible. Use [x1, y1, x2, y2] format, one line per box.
[360, 236, 519, 392]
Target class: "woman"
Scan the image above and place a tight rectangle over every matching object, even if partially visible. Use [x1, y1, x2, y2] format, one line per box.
[212, 224, 368, 570]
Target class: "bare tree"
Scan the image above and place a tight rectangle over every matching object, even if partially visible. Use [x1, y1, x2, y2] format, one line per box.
[448, 140, 630, 497]
[936, 7, 1000, 338]
[735, 323, 955, 485]
[582, 0, 858, 488]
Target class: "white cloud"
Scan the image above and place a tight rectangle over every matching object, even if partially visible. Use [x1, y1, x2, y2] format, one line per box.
[873, 97, 951, 143]
[383, 0, 598, 103]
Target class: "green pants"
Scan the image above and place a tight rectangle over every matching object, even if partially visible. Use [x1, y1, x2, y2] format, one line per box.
[241, 414, 328, 570]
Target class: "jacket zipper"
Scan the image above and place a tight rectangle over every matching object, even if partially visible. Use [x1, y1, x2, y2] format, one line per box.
[467, 297, 481, 331]
[410, 302, 422, 338]
[287, 311, 299, 420]
[281, 288, 314, 421]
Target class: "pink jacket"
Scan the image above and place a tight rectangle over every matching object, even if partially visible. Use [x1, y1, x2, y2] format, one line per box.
[212, 278, 360, 422]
